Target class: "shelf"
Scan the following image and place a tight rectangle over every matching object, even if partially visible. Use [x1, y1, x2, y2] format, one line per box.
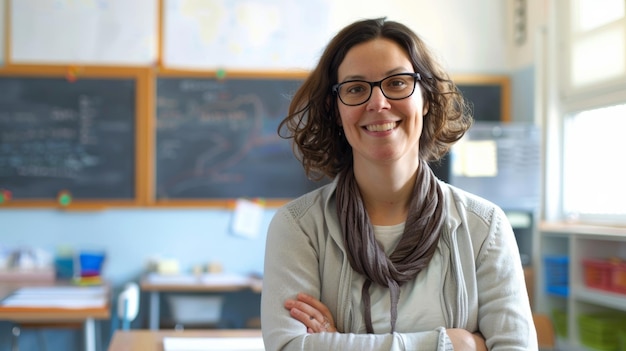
[540, 221, 626, 237]
[538, 221, 626, 349]
[573, 287, 626, 312]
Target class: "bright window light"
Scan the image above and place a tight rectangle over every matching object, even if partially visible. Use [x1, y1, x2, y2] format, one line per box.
[571, 27, 625, 87]
[563, 104, 626, 223]
[575, 0, 624, 32]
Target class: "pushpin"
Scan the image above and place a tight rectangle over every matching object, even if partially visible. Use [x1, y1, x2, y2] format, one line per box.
[66, 66, 82, 83]
[216, 68, 227, 80]
[0, 189, 11, 204]
[57, 190, 72, 207]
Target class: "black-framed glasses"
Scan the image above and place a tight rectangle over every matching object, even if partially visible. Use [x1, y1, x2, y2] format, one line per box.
[332, 72, 421, 106]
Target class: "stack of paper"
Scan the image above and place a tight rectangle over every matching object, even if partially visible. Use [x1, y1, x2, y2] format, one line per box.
[1, 286, 107, 309]
[163, 337, 265, 351]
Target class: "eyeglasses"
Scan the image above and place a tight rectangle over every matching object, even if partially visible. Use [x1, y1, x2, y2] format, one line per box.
[332, 72, 421, 106]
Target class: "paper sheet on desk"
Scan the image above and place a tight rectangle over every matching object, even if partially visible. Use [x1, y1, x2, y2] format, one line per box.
[146, 273, 251, 287]
[163, 337, 265, 351]
[1, 286, 107, 308]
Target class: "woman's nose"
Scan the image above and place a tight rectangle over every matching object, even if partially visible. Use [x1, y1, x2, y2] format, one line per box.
[366, 86, 390, 110]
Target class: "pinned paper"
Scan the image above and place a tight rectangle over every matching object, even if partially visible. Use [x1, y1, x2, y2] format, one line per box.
[452, 140, 498, 177]
[230, 198, 264, 239]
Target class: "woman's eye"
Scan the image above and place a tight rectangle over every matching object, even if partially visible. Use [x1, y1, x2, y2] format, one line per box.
[387, 79, 408, 89]
[344, 84, 367, 95]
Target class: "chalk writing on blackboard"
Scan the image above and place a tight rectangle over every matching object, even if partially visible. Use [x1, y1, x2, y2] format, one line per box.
[156, 77, 326, 199]
[0, 77, 136, 199]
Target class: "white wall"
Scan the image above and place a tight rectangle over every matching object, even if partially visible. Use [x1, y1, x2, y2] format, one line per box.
[507, 0, 549, 70]
[329, 0, 509, 74]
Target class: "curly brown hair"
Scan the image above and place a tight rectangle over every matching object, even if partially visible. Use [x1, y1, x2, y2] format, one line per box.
[278, 17, 472, 180]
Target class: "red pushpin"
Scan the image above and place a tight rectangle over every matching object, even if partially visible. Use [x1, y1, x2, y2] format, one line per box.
[0, 189, 12, 204]
[66, 66, 81, 83]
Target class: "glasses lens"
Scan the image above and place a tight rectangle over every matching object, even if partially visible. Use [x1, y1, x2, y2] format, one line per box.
[336, 74, 417, 106]
[381, 74, 416, 99]
[337, 81, 371, 106]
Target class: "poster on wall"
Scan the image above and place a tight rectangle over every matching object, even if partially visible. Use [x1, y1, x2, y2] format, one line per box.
[11, 0, 157, 65]
[163, 0, 332, 71]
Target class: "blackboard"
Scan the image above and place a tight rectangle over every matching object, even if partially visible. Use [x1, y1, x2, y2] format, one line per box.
[458, 84, 503, 122]
[0, 77, 136, 201]
[156, 77, 326, 200]
[456, 75, 510, 122]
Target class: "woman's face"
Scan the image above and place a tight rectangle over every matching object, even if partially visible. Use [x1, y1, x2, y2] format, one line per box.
[336, 38, 427, 168]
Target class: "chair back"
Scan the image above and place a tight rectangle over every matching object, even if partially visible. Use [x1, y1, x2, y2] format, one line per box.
[117, 282, 140, 330]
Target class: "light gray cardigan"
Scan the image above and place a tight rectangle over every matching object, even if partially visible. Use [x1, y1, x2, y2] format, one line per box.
[261, 180, 537, 351]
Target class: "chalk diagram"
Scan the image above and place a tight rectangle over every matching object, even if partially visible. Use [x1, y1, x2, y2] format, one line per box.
[155, 78, 317, 199]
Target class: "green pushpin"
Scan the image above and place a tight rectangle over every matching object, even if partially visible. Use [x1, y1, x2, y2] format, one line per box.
[216, 68, 227, 80]
[58, 191, 72, 207]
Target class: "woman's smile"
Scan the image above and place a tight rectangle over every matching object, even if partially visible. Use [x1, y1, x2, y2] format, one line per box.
[364, 121, 400, 133]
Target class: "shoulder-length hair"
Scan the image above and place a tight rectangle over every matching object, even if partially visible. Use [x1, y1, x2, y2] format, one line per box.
[278, 17, 472, 180]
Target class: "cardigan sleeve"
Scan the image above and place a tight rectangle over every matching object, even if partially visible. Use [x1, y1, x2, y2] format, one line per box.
[473, 206, 538, 350]
[261, 206, 454, 351]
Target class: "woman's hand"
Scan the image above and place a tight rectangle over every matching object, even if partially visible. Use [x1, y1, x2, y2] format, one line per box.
[284, 292, 337, 333]
[446, 329, 487, 351]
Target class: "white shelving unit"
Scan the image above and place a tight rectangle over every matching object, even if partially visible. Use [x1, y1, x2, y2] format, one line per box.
[537, 222, 626, 350]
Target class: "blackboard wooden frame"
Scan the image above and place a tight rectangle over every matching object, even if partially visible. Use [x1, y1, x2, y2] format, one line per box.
[0, 65, 151, 209]
[455, 74, 511, 122]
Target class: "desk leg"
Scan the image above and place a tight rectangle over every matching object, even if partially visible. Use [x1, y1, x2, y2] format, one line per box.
[84, 317, 95, 351]
[149, 291, 160, 330]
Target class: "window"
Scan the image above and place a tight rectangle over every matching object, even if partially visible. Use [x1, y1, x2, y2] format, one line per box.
[562, 104, 626, 223]
[554, 0, 626, 225]
[565, 0, 626, 92]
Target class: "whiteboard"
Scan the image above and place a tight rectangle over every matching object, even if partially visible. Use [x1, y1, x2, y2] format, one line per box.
[11, 0, 157, 65]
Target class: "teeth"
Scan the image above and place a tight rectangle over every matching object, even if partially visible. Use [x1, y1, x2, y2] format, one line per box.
[366, 122, 396, 132]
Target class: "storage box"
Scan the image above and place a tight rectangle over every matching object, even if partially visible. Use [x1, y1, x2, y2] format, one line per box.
[552, 309, 568, 338]
[166, 295, 224, 325]
[583, 258, 626, 294]
[578, 312, 626, 351]
[544, 256, 569, 296]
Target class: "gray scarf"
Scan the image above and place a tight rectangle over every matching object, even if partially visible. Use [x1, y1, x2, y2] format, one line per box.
[336, 160, 446, 333]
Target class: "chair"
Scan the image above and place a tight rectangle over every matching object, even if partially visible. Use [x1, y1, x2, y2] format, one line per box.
[116, 282, 140, 330]
[533, 313, 556, 350]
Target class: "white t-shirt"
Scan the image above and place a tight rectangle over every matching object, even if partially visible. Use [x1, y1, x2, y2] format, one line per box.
[350, 223, 446, 333]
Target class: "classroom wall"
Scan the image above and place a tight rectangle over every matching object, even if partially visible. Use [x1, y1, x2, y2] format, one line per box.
[0, 0, 517, 285]
[0, 0, 539, 350]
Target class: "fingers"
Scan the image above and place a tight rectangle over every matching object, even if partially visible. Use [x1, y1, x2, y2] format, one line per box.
[284, 293, 337, 333]
[296, 292, 333, 316]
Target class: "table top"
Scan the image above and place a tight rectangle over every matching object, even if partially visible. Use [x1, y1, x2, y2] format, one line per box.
[0, 281, 111, 322]
[107, 329, 263, 351]
[140, 273, 262, 293]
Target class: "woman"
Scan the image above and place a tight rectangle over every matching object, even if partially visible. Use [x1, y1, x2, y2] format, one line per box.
[261, 17, 536, 351]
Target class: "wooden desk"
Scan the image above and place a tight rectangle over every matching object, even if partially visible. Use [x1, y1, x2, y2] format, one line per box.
[140, 274, 262, 330]
[107, 329, 263, 351]
[0, 282, 110, 351]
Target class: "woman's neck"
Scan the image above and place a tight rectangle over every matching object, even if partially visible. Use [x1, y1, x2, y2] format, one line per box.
[353, 160, 419, 226]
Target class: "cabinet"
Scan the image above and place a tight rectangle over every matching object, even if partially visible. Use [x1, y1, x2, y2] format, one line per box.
[537, 222, 626, 350]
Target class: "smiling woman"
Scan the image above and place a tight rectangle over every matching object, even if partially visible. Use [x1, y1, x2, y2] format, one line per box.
[262, 17, 537, 351]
